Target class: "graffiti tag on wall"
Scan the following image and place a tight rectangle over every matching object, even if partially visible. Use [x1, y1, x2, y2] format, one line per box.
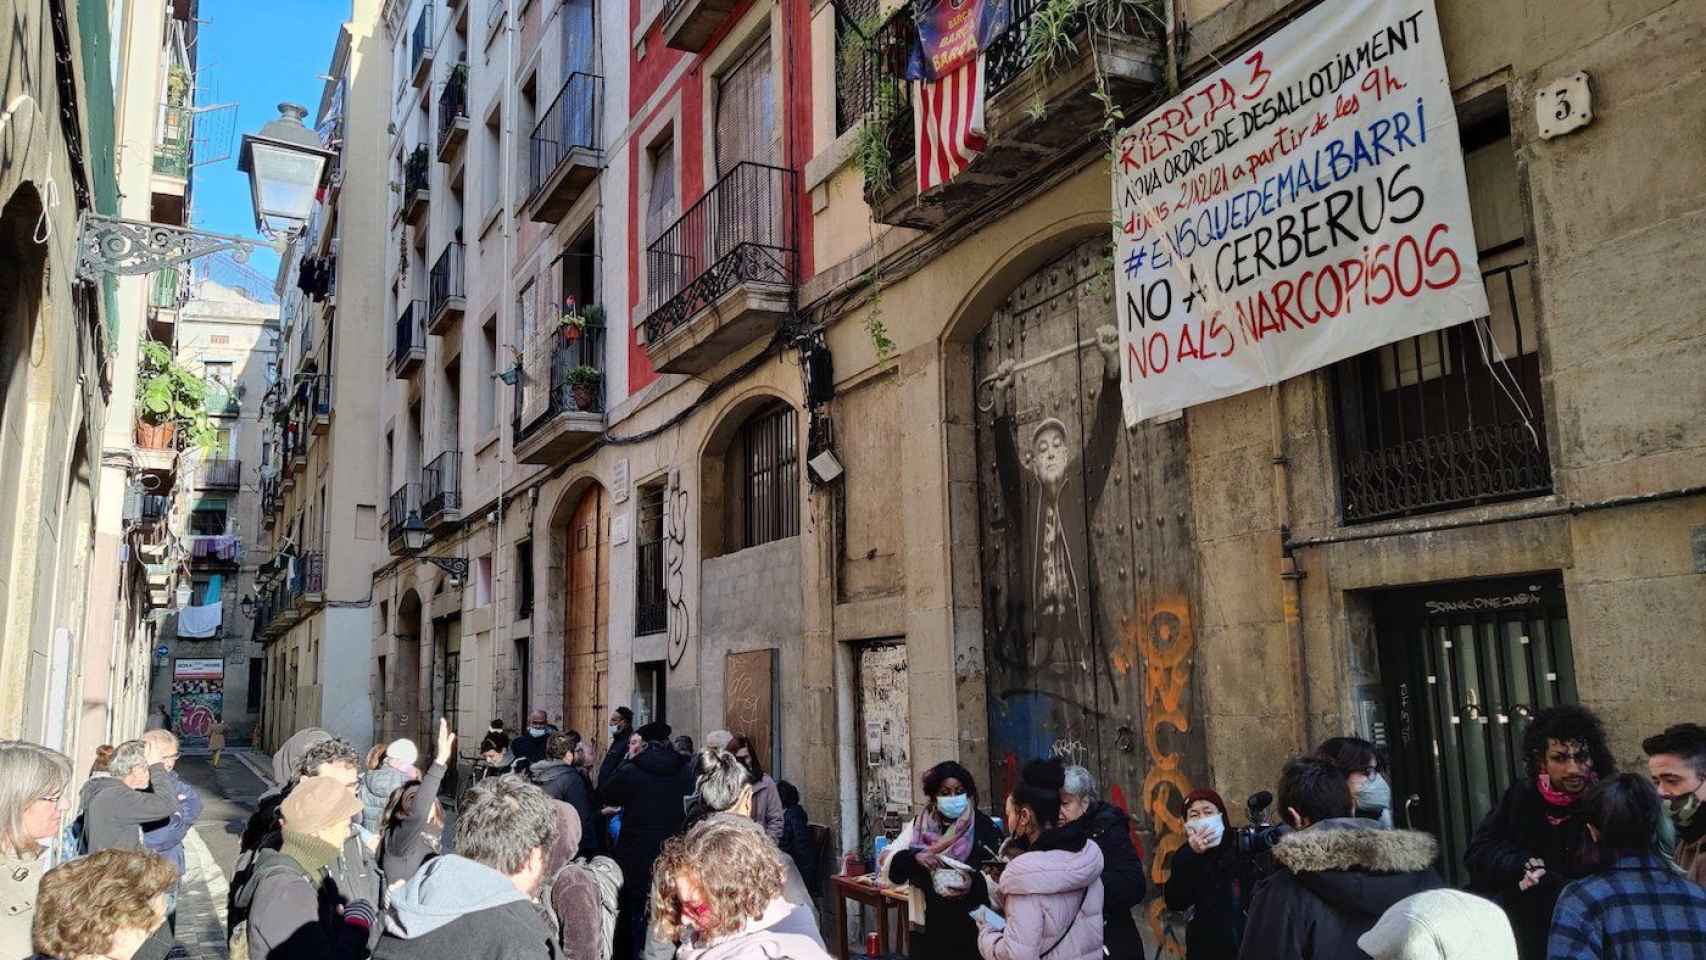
[666, 484, 692, 668]
[1138, 598, 1195, 952]
[172, 678, 223, 741]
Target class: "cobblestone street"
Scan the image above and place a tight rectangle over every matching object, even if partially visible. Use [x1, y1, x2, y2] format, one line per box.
[169, 753, 271, 960]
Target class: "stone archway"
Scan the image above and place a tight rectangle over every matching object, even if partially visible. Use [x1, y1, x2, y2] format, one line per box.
[561, 484, 609, 742]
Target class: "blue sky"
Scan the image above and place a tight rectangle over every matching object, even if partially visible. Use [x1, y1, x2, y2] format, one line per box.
[190, 0, 351, 280]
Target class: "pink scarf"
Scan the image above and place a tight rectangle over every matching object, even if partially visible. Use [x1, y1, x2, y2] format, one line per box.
[1538, 773, 1593, 826]
[910, 807, 975, 863]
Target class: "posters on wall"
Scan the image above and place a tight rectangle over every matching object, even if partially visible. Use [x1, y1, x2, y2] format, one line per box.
[1112, 0, 1487, 424]
[172, 659, 224, 741]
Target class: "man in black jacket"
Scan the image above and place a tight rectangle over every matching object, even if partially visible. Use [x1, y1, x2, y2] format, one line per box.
[1060, 765, 1145, 960]
[1239, 757, 1442, 960]
[1466, 704, 1613, 960]
[599, 720, 687, 960]
[82, 738, 182, 853]
[371, 774, 558, 960]
[509, 710, 556, 771]
[530, 730, 600, 858]
[598, 706, 634, 785]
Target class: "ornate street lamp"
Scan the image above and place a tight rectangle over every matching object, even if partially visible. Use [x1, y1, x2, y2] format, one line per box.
[237, 103, 338, 241]
[398, 511, 470, 584]
[239, 594, 257, 619]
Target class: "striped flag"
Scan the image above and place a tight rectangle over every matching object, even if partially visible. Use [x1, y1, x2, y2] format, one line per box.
[913, 54, 988, 194]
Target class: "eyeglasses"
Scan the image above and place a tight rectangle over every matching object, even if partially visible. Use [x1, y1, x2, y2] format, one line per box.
[35, 793, 61, 806]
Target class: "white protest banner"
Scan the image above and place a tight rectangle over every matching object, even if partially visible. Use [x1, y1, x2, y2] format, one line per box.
[1112, 0, 1487, 424]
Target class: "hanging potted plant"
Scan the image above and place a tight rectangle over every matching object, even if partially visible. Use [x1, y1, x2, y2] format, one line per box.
[564, 365, 602, 411]
[559, 297, 587, 343]
[135, 340, 218, 450]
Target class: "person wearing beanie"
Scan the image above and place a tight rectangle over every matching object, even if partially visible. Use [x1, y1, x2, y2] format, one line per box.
[358, 738, 420, 833]
[1357, 889, 1517, 960]
[976, 758, 1104, 960]
[234, 775, 376, 960]
[1164, 789, 1246, 959]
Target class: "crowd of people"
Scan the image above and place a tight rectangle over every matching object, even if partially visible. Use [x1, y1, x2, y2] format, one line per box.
[1, 702, 1703, 960]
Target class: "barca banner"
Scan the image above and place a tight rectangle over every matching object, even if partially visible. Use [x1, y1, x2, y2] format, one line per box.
[905, 0, 1010, 80]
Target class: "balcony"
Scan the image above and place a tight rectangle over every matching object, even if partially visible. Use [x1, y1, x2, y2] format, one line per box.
[527, 72, 603, 223]
[428, 242, 466, 333]
[858, 2, 1162, 229]
[196, 458, 242, 490]
[206, 385, 240, 418]
[288, 419, 308, 474]
[152, 101, 191, 180]
[437, 63, 470, 162]
[150, 267, 186, 311]
[300, 551, 325, 605]
[304, 373, 334, 434]
[189, 535, 241, 568]
[388, 483, 419, 555]
[403, 145, 431, 225]
[514, 322, 606, 464]
[393, 301, 426, 378]
[660, 0, 738, 53]
[422, 451, 462, 528]
[409, 5, 434, 89]
[643, 162, 796, 374]
[125, 491, 172, 528]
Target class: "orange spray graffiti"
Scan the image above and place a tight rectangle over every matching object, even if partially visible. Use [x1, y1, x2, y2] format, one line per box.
[1137, 597, 1195, 955]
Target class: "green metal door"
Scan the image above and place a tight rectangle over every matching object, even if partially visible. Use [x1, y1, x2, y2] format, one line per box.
[1374, 574, 1575, 884]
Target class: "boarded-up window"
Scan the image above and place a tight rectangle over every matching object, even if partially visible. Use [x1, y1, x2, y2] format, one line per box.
[715, 39, 774, 176]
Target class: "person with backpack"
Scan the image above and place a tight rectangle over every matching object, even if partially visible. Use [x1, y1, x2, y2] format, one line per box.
[0, 740, 72, 960]
[233, 776, 378, 960]
[532, 731, 601, 859]
[359, 738, 420, 834]
[82, 740, 181, 854]
[378, 718, 454, 889]
[542, 800, 623, 960]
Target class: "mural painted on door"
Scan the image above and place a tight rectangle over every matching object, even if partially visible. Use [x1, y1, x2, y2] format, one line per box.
[972, 237, 1209, 946]
[564, 485, 610, 744]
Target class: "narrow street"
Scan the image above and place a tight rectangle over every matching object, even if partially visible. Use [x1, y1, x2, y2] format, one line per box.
[168, 753, 272, 960]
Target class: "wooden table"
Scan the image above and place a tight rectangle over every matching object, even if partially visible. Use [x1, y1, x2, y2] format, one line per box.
[831, 873, 911, 959]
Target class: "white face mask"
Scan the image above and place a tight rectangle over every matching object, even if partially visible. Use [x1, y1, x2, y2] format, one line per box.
[1187, 813, 1225, 848]
[608, 724, 619, 736]
[528, 726, 548, 737]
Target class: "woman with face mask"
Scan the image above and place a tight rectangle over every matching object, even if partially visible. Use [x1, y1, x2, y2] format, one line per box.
[1162, 789, 1244, 960]
[1316, 737, 1394, 828]
[881, 762, 1004, 959]
[975, 758, 1104, 960]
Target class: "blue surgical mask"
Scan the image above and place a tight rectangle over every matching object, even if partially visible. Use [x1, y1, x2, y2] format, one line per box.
[937, 794, 969, 819]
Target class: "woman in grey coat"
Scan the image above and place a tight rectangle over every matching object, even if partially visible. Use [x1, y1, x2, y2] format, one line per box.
[727, 736, 783, 842]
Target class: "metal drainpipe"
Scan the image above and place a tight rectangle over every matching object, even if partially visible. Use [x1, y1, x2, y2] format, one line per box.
[1270, 385, 1312, 748]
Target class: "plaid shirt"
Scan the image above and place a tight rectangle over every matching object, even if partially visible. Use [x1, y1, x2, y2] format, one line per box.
[1548, 853, 1706, 959]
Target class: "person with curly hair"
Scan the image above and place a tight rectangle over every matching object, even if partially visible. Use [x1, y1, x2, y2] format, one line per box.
[650, 816, 832, 960]
[1466, 704, 1615, 960]
[32, 848, 186, 960]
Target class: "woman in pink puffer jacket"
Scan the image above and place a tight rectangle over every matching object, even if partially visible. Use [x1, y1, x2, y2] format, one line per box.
[977, 759, 1106, 960]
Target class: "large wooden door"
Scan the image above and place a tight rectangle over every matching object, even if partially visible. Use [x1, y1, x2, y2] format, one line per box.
[973, 238, 1208, 919]
[564, 486, 609, 741]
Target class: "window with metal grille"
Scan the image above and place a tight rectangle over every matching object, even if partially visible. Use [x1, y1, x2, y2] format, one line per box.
[834, 0, 879, 134]
[739, 403, 799, 549]
[1331, 105, 1549, 523]
[636, 482, 667, 635]
[190, 505, 228, 536]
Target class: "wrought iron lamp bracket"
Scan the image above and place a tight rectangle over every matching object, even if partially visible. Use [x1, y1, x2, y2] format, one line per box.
[75, 212, 264, 282]
[416, 554, 471, 580]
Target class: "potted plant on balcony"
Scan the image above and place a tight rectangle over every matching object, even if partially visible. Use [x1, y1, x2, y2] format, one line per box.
[559, 298, 605, 343]
[564, 365, 602, 411]
[136, 340, 218, 450]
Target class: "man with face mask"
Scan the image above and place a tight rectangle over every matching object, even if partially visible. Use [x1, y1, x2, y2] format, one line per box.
[511, 710, 557, 771]
[990, 325, 1121, 672]
[599, 707, 634, 786]
[1315, 737, 1392, 829]
[1643, 723, 1706, 885]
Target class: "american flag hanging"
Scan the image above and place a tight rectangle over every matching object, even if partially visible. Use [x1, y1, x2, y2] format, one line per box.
[913, 54, 988, 194]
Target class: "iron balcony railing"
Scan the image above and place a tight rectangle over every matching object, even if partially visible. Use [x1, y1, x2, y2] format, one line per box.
[405, 145, 431, 197]
[306, 372, 334, 417]
[301, 550, 325, 596]
[198, 458, 242, 488]
[393, 301, 425, 371]
[833, 0, 881, 135]
[528, 72, 603, 200]
[422, 450, 462, 519]
[514, 323, 606, 445]
[189, 536, 240, 564]
[139, 494, 171, 524]
[437, 63, 469, 152]
[388, 483, 419, 537]
[409, 5, 434, 79]
[1333, 262, 1551, 523]
[643, 162, 797, 344]
[206, 385, 240, 416]
[429, 242, 465, 319]
[150, 267, 186, 309]
[153, 104, 191, 177]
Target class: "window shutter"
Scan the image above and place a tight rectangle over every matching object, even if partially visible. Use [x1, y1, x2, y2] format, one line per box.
[715, 39, 774, 177]
[646, 139, 675, 242]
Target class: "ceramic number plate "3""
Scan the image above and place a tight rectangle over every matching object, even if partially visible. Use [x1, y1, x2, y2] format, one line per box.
[1536, 72, 1593, 140]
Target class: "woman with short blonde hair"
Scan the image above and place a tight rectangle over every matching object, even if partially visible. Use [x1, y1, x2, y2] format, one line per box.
[32, 848, 182, 960]
[0, 740, 73, 960]
[649, 816, 831, 959]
